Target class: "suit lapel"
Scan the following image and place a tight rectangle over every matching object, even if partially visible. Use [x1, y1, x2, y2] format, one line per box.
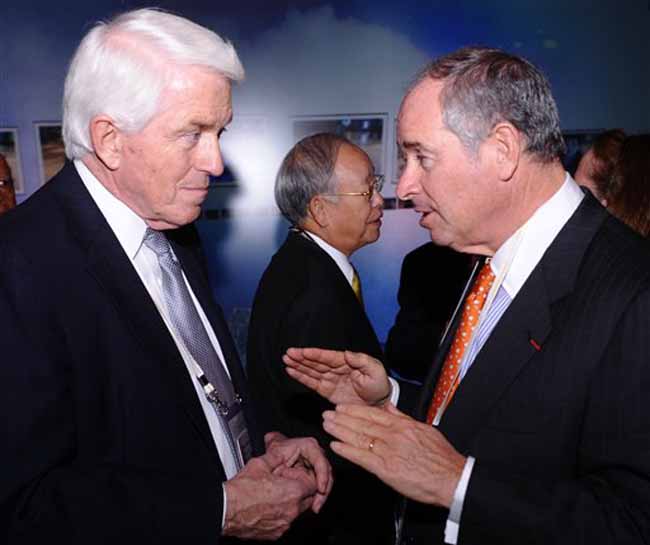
[289, 231, 381, 349]
[53, 164, 218, 457]
[434, 195, 608, 451]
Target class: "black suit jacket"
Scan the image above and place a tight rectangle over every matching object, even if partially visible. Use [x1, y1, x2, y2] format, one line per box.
[402, 194, 650, 544]
[247, 231, 394, 544]
[0, 163, 263, 544]
[385, 243, 473, 382]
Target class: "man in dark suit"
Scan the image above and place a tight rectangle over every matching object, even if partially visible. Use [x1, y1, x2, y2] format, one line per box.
[0, 9, 331, 544]
[385, 243, 473, 383]
[284, 46, 650, 544]
[247, 133, 395, 544]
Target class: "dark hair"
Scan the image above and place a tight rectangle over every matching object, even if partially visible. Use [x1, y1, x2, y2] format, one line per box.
[589, 129, 626, 202]
[608, 134, 650, 238]
[275, 133, 350, 225]
[414, 46, 565, 162]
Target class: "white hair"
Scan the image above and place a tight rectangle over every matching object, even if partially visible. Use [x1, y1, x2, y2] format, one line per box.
[62, 8, 244, 159]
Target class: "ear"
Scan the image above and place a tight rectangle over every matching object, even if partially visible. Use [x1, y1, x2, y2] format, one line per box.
[489, 122, 520, 181]
[308, 195, 329, 228]
[89, 115, 123, 171]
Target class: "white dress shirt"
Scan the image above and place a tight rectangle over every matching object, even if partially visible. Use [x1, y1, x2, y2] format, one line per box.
[75, 160, 237, 526]
[443, 173, 585, 543]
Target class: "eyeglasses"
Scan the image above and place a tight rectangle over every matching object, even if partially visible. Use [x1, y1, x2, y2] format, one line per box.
[323, 174, 384, 202]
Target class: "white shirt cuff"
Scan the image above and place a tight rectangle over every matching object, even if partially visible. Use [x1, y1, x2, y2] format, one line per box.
[444, 456, 475, 544]
[388, 377, 400, 406]
[221, 483, 228, 529]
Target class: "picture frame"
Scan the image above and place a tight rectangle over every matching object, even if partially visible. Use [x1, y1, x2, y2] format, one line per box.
[35, 122, 66, 185]
[0, 128, 25, 194]
[292, 114, 388, 179]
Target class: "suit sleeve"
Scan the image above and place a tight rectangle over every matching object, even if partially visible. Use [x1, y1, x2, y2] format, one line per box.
[0, 250, 224, 545]
[458, 287, 650, 544]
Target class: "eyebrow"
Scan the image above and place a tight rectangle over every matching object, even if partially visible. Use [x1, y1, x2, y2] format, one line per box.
[401, 141, 437, 156]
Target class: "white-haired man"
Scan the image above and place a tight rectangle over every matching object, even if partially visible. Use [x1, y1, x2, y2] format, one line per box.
[284, 47, 650, 544]
[0, 9, 331, 544]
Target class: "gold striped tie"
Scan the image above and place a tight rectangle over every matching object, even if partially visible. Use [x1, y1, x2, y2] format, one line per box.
[351, 268, 364, 306]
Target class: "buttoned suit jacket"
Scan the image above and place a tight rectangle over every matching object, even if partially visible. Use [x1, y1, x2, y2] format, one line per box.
[0, 163, 263, 544]
[402, 194, 650, 544]
[247, 231, 394, 544]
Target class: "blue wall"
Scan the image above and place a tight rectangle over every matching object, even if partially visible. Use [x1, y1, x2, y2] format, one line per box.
[2, 0, 649, 343]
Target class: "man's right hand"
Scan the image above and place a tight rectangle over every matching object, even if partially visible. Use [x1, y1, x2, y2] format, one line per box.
[223, 450, 318, 540]
[283, 347, 391, 407]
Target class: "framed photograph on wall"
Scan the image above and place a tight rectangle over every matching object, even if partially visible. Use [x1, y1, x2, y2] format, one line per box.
[292, 114, 387, 178]
[0, 128, 25, 194]
[35, 122, 66, 185]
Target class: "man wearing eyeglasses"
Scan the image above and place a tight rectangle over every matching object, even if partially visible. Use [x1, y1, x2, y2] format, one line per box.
[247, 132, 394, 544]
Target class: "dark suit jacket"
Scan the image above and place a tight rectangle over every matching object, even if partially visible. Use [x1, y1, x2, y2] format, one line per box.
[0, 163, 263, 544]
[247, 231, 394, 544]
[385, 243, 473, 382]
[402, 194, 650, 544]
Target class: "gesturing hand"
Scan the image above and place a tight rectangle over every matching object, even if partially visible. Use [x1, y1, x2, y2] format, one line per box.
[322, 403, 466, 509]
[283, 347, 391, 407]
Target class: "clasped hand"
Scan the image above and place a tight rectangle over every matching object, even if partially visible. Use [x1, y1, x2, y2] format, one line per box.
[223, 432, 333, 540]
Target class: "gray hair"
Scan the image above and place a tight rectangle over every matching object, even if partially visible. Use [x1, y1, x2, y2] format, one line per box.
[63, 8, 244, 160]
[412, 46, 565, 162]
[275, 133, 351, 225]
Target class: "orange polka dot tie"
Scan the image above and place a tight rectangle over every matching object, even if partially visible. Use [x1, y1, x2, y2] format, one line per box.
[426, 261, 496, 425]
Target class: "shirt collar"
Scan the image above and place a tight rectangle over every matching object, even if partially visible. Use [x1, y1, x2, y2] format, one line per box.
[74, 159, 148, 260]
[303, 231, 354, 285]
[491, 173, 585, 298]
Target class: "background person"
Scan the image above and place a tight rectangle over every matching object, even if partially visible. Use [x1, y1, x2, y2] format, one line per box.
[573, 128, 626, 205]
[606, 133, 650, 237]
[247, 133, 394, 544]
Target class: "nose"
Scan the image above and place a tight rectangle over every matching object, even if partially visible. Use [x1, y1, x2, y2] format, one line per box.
[396, 165, 419, 201]
[195, 132, 225, 177]
[371, 189, 384, 208]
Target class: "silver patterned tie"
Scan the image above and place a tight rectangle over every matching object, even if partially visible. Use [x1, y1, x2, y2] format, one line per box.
[143, 227, 250, 469]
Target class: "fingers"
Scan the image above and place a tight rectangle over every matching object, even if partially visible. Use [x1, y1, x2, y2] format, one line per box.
[343, 350, 382, 371]
[323, 410, 385, 452]
[335, 403, 407, 427]
[284, 347, 347, 370]
[329, 440, 378, 476]
[289, 438, 332, 494]
[265, 436, 333, 497]
[264, 431, 286, 449]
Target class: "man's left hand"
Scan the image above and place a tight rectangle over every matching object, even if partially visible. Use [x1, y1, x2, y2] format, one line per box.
[264, 432, 333, 513]
[322, 403, 465, 508]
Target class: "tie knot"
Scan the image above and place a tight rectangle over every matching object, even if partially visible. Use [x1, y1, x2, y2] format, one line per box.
[143, 227, 172, 259]
[469, 261, 496, 301]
